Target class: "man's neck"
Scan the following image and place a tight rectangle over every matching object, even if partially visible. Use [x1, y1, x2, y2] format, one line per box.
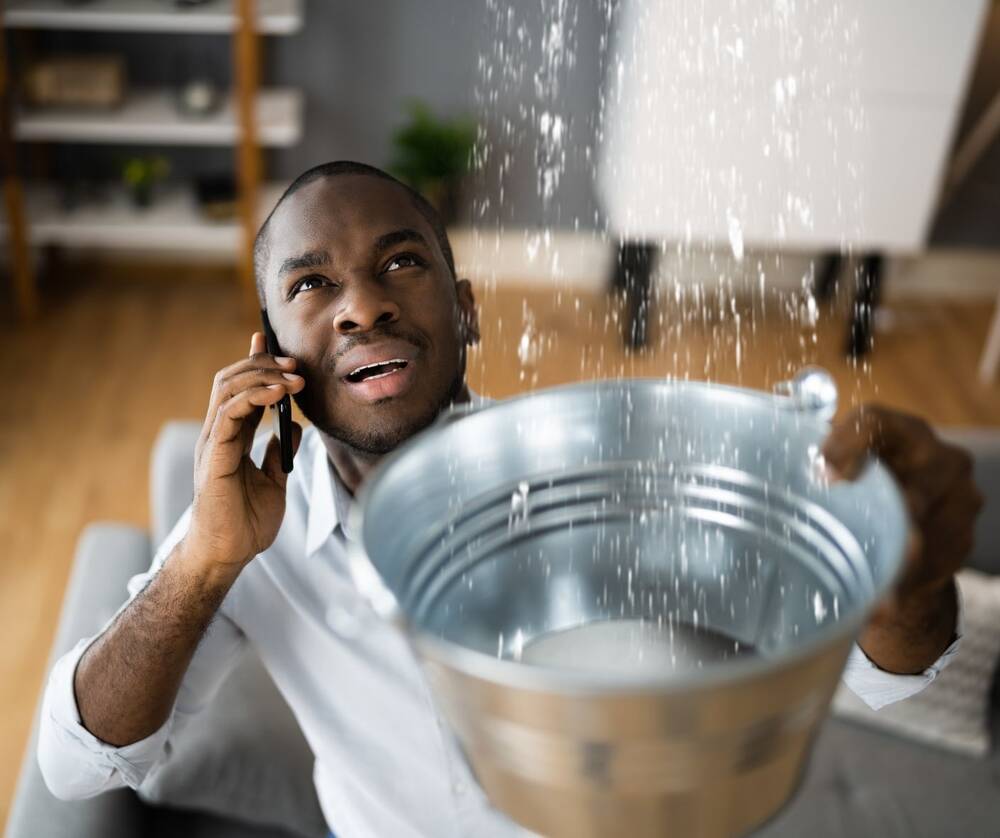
[318, 382, 472, 495]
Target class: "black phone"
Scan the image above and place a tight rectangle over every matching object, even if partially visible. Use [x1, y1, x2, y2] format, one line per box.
[261, 309, 294, 474]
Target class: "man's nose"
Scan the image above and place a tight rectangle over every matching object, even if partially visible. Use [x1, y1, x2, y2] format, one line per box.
[333, 279, 401, 334]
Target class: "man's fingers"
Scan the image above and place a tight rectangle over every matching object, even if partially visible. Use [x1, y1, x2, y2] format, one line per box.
[261, 421, 304, 487]
[214, 368, 304, 408]
[195, 334, 301, 475]
[887, 486, 979, 602]
[205, 384, 295, 474]
[204, 350, 297, 423]
[216, 384, 292, 437]
[821, 407, 883, 480]
[916, 478, 984, 573]
[823, 405, 936, 482]
[823, 405, 980, 537]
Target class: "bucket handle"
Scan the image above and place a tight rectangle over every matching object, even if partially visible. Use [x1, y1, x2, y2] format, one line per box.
[773, 366, 838, 421]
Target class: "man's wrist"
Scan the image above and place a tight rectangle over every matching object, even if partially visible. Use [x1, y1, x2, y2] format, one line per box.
[172, 536, 246, 591]
[858, 577, 958, 675]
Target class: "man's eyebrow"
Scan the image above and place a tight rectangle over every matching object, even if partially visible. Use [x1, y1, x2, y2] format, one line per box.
[278, 250, 330, 277]
[373, 228, 430, 257]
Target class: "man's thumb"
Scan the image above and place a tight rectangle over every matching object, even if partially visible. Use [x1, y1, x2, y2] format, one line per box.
[261, 421, 304, 486]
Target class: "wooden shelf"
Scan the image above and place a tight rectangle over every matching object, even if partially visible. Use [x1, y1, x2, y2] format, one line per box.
[4, 0, 302, 35]
[15, 87, 303, 146]
[1, 182, 285, 252]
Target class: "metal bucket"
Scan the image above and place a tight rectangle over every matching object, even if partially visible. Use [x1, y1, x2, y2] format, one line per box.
[348, 376, 907, 838]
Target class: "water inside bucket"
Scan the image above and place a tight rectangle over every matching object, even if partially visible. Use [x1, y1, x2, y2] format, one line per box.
[517, 619, 757, 673]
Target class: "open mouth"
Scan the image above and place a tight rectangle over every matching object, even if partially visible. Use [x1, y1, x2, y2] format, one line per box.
[345, 359, 410, 383]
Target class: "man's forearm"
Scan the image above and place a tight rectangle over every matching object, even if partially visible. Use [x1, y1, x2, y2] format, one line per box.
[858, 578, 958, 675]
[74, 538, 241, 747]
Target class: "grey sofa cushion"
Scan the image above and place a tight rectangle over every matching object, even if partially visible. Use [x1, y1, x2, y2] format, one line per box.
[758, 681, 1000, 837]
[5, 525, 154, 838]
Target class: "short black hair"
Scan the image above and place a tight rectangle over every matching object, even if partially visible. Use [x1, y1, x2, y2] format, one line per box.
[253, 160, 456, 306]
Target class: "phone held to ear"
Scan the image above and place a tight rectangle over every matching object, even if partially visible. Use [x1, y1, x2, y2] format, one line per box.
[261, 309, 294, 473]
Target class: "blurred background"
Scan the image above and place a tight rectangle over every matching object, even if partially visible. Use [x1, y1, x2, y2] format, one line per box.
[2, 0, 1000, 831]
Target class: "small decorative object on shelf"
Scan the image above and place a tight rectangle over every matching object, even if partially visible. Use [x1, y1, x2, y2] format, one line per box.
[122, 155, 170, 208]
[177, 79, 220, 116]
[195, 173, 237, 220]
[58, 179, 111, 213]
[24, 55, 125, 109]
[390, 100, 476, 226]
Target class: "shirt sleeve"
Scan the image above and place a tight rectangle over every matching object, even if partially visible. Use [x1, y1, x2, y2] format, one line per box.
[840, 586, 964, 711]
[37, 506, 248, 801]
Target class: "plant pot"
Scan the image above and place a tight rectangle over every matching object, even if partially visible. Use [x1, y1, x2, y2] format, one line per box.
[129, 183, 154, 209]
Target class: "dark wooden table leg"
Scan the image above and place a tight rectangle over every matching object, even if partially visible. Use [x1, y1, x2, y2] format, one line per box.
[846, 253, 884, 358]
[813, 252, 843, 303]
[611, 239, 657, 349]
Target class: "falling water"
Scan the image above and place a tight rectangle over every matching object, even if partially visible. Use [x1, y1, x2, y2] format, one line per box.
[468, 0, 867, 670]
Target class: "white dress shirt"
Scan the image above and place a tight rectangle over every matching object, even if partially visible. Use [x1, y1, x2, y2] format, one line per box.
[38, 419, 961, 837]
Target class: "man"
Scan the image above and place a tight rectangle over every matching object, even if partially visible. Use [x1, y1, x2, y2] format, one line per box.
[39, 161, 981, 836]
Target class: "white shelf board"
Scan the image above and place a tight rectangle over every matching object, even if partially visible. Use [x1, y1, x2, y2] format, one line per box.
[1, 182, 285, 253]
[15, 88, 303, 147]
[5, 0, 302, 35]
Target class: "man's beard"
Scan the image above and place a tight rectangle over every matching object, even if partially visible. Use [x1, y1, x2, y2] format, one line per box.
[294, 363, 466, 457]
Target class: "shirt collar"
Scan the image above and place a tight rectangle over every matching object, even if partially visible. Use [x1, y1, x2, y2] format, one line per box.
[304, 387, 492, 558]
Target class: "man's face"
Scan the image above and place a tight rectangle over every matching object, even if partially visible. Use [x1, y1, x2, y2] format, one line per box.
[263, 175, 478, 455]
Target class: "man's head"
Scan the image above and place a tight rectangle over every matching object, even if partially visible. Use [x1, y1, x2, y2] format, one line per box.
[255, 161, 478, 456]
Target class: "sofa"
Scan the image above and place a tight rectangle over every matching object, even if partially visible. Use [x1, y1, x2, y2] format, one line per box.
[6, 422, 1000, 838]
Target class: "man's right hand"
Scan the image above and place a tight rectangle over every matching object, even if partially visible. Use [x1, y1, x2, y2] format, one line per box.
[186, 331, 305, 570]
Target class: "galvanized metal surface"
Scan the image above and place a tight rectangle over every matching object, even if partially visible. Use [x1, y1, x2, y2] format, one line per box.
[349, 377, 907, 837]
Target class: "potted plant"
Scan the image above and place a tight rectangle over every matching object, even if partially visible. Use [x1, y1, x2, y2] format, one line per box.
[389, 101, 476, 226]
[122, 155, 169, 209]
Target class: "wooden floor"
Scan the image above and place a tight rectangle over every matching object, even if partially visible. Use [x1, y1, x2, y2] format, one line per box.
[2, 260, 999, 827]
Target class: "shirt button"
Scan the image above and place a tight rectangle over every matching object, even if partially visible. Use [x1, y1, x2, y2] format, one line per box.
[452, 780, 466, 796]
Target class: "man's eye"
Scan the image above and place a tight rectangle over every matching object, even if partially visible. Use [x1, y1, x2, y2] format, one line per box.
[384, 253, 423, 273]
[292, 275, 329, 296]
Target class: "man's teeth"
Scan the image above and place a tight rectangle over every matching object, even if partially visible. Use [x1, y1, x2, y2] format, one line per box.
[348, 359, 408, 381]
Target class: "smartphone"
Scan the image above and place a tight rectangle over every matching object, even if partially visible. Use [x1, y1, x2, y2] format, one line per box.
[261, 309, 294, 473]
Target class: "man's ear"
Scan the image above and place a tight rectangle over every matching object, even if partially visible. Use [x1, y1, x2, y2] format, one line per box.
[455, 278, 480, 346]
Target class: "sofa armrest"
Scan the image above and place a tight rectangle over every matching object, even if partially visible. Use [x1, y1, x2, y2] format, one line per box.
[939, 429, 1000, 575]
[5, 524, 154, 838]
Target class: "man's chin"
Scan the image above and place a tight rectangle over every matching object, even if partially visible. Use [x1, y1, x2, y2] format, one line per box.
[323, 413, 437, 456]
[309, 394, 447, 457]
[297, 370, 467, 457]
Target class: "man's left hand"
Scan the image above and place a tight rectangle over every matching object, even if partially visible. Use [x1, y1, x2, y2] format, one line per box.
[821, 404, 983, 674]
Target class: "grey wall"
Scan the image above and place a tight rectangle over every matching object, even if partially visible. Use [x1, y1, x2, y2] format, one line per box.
[267, 0, 614, 230]
[267, 1, 483, 178]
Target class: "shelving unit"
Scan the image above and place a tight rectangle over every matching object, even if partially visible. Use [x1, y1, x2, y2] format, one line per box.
[0, 0, 304, 319]
[4, 0, 302, 35]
